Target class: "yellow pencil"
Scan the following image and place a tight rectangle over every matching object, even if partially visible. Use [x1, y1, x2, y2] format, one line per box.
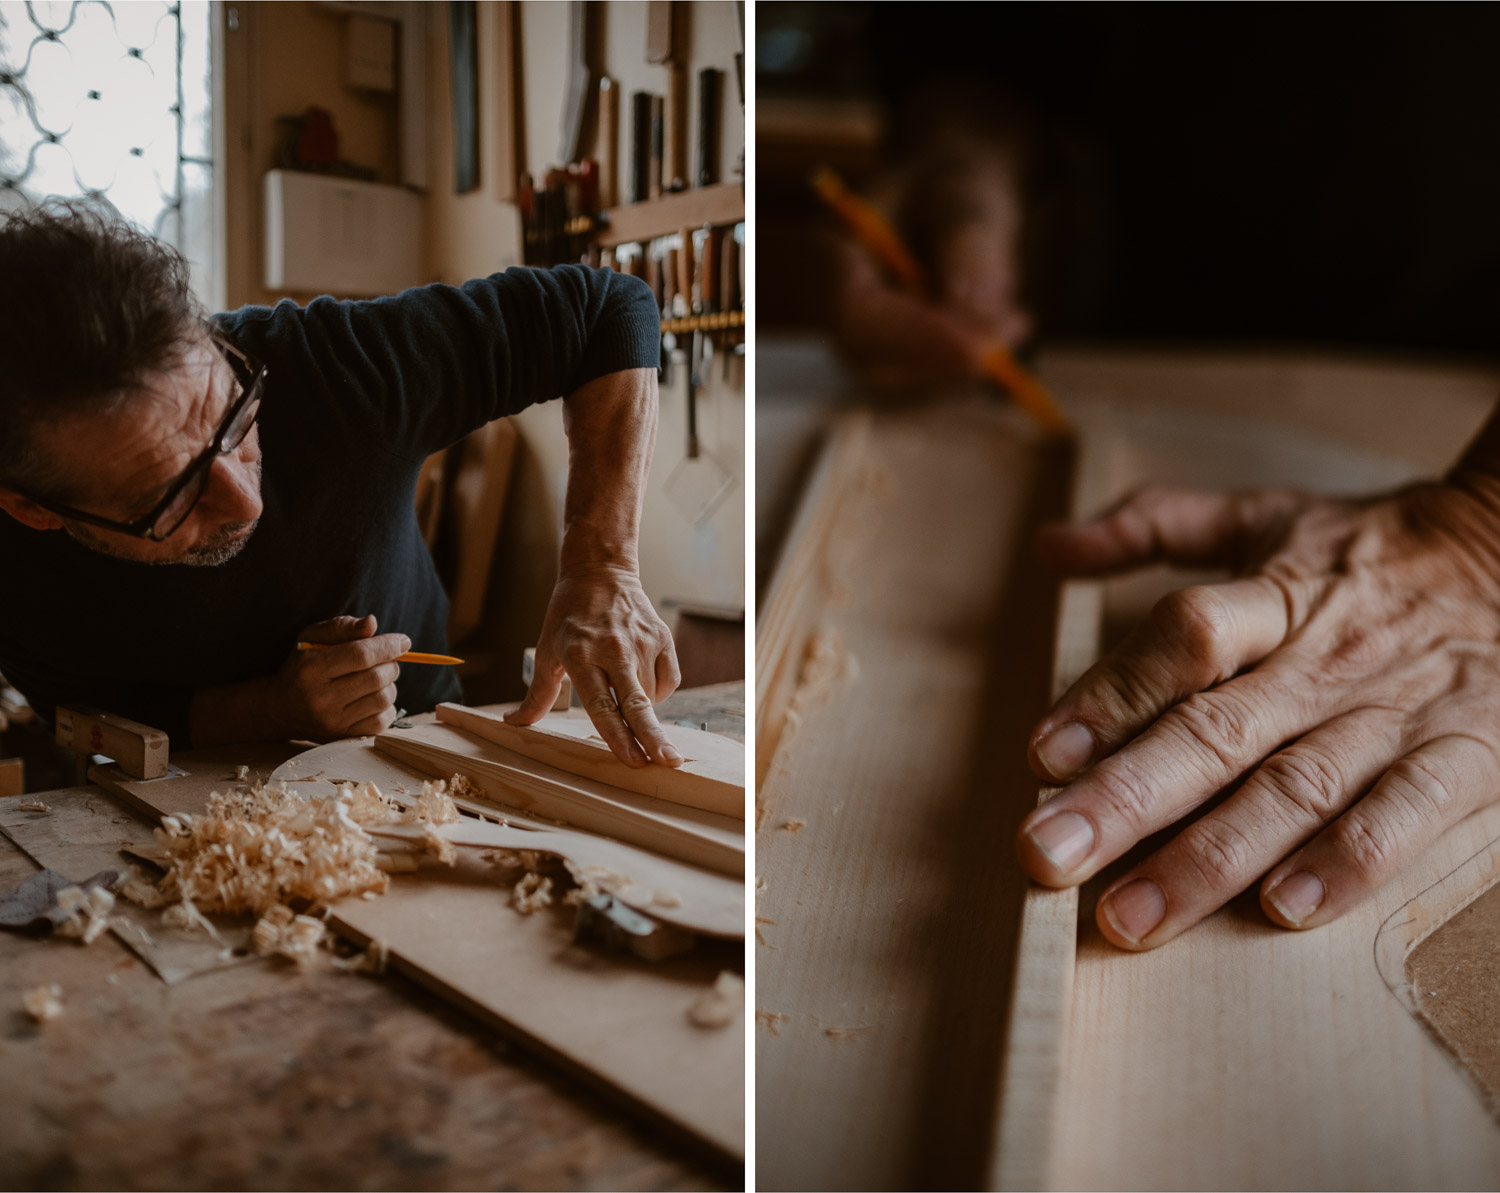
[296, 642, 465, 666]
[811, 166, 1071, 435]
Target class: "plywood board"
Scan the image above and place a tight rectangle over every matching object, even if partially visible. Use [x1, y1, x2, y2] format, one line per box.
[90, 740, 745, 1162]
[436, 703, 745, 819]
[755, 405, 1071, 1190]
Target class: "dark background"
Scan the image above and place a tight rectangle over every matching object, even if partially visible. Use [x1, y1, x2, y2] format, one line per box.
[758, 2, 1500, 358]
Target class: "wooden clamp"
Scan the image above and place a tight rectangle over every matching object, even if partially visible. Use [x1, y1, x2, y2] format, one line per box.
[54, 705, 169, 780]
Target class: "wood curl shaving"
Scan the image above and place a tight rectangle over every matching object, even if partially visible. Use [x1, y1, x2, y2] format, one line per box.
[22, 983, 63, 1022]
[687, 971, 744, 1029]
[17, 800, 50, 814]
[54, 884, 116, 945]
[512, 872, 554, 914]
[755, 1009, 790, 1036]
[419, 825, 456, 866]
[560, 859, 631, 907]
[329, 938, 388, 975]
[251, 904, 326, 966]
[115, 864, 173, 910]
[446, 773, 485, 803]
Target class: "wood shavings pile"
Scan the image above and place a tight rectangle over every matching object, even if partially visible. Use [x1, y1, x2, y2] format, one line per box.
[148, 783, 390, 917]
[22, 983, 63, 1022]
[688, 971, 745, 1029]
[141, 778, 467, 922]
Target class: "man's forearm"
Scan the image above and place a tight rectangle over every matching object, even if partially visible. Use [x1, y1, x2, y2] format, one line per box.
[559, 367, 658, 576]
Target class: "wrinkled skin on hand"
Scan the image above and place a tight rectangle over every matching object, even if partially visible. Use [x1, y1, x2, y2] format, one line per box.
[1016, 478, 1500, 950]
[506, 565, 683, 769]
[270, 614, 405, 741]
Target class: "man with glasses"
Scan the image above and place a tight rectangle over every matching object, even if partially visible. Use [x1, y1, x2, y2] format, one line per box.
[0, 201, 685, 770]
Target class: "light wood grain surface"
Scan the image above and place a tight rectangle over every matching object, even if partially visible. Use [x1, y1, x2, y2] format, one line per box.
[755, 404, 1070, 1190]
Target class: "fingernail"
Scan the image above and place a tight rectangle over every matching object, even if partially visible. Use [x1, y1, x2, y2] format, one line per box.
[1102, 878, 1166, 944]
[1266, 871, 1325, 926]
[1025, 811, 1095, 875]
[399, 636, 412, 652]
[1036, 722, 1095, 779]
[661, 745, 684, 764]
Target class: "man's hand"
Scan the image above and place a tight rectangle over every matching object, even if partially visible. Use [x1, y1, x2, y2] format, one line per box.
[830, 168, 1032, 390]
[270, 614, 406, 739]
[507, 565, 683, 768]
[189, 613, 405, 745]
[1015, 479, 1500, 950]
[503, 366, 682, 769]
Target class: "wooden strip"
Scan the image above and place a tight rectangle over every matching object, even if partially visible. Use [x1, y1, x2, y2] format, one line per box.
[991, 580, 1102, 1192]
[0, 758, 22, 798]
[595, 182, 743, 247]
[755, 408, 1061, 1189]
[435, 704, 745, 820]
[375, 724, 744, 876]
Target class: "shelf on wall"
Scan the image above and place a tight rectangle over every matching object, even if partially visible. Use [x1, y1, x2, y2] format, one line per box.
[595, 182, 744, 247]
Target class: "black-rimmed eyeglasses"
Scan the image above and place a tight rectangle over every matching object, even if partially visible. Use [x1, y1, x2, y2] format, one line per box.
[27, 333, 267, 542]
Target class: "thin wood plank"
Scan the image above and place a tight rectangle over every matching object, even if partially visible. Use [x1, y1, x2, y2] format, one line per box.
[991, 580, 1101, 1192]
[755, 411, 872, 790]
[374, 723, 743, 876]
[755, 406, 1064, 1190]
[436, 703, 745, 819]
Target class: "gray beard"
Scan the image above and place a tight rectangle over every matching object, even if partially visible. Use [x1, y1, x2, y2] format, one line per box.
[65, 452, 264, 567]
[67, 517, 260, 566]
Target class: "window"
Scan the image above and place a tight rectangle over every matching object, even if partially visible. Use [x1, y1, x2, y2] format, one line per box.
[0, 1, 217, 307]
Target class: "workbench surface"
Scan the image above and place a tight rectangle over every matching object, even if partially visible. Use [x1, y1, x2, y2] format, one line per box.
[0, 684, 743, 1192]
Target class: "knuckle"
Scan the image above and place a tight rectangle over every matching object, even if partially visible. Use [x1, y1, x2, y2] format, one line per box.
[618, 690, 653, 715]
[1253, 747, 1347, 824]
[584, 692, 620, 720]
[1384, 755, 1459, 821]
[1155, 586, 1236, 677]
[1178, 818, 1258, 889]
[1166, 691, 1252, 774]
[1086, 761, 1156, 836]
[603, 633, 634, 660]
[1329, 814, 1396, 880]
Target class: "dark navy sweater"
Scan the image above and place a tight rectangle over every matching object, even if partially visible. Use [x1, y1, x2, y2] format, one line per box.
[0, 266, 661, 745]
